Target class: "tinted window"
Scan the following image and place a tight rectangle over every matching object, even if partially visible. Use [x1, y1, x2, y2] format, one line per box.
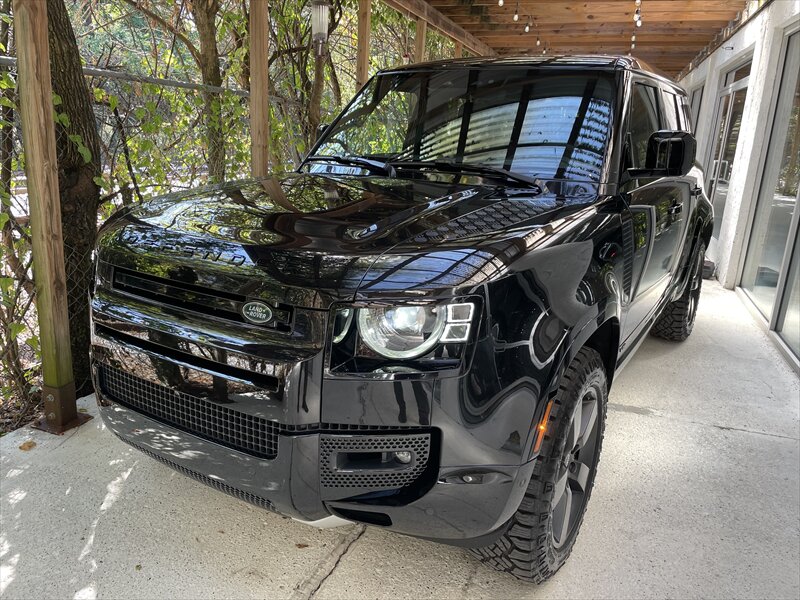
[627, 84, 660, 168]
[315, 69, 616, 182]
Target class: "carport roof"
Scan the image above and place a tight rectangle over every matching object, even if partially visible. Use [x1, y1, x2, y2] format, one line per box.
[424, 0, 750, 77]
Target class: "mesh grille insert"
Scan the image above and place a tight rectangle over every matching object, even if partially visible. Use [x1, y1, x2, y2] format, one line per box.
[320, 433, 431, 490]
[100, 364, 279, 459]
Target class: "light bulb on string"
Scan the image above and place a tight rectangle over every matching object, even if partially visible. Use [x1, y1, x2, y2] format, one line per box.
[631, 34, 636, 42]
[536, 36, 541, 46]
[636, 18, 642, 27]
[498, 0, 504, 6]
[524, 22, 531, 33]
[513, 0, 519, 21]
[635, 0, 641, 5]
[631, 43, 636, 49]
[513, 11, 519, 21]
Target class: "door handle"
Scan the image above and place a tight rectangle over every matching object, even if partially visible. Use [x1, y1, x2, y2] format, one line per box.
[668, 203, 683, 215]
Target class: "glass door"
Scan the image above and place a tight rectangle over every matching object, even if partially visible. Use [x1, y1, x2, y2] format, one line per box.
[706, 63, 750, 243]
[741, 31, 800, 362]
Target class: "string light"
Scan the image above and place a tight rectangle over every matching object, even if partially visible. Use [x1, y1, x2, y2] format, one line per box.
[513, 0, 520, 21]
[631, 34, 636, 42]
[537, 36, 541, 46]
[524, 21, 531, 33]
[498, 0, 504, 6]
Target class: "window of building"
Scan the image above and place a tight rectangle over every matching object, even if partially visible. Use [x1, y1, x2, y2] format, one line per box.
[689, 86, 703, 132]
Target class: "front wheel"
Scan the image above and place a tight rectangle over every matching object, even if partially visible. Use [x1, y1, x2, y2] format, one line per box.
[651, 242, 705, 342]
[470, 347, 608, 583]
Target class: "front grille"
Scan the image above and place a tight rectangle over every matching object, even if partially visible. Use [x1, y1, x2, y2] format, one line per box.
[112, 267, 292, 332]
[100, 364, 279, 459]
[320, 433, 431, 490]
[114, 434, 275, 511]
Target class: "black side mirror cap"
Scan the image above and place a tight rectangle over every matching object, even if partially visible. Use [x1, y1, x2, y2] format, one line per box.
[628, 130, 697, 179]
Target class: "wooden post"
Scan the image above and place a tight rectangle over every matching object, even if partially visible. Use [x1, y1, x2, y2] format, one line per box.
[14, 0, 89, 433]
[356, 0, 371, 88]
[414, 18, 427, 63]
[454, 41, 463, 58]
[250, 0, 270, 178]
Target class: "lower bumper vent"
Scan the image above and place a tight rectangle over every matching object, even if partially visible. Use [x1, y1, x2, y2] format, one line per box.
[320, 433, 431, 491]
[114, 434, 275, 510]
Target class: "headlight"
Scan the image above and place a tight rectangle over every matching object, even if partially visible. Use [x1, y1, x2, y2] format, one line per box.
[356, 302, 475, 360]
[358, 305, 445, 359]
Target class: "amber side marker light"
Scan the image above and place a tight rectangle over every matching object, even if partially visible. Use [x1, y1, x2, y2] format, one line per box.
[533, 399, 555, 454]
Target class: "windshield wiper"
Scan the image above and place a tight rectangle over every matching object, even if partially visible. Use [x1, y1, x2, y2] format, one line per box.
[390, 158, 544, 190]
[305, 155, 396, 178]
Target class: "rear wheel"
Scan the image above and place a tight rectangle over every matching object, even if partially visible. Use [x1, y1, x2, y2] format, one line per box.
[651, 242, 705, 341]
[470, 347, 607, 583]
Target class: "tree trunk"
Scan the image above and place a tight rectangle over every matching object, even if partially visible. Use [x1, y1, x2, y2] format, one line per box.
[190, 0, 225, 182]
[308, 53, 325, 147]
[46, 0, 101, 397]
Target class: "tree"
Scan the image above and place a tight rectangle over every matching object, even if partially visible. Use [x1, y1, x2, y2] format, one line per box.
[46, 0, 102, 397]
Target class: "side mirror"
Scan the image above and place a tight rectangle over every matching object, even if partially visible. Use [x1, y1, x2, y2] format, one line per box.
[629, 130, 696, 179]
[317, 123, 330, 141]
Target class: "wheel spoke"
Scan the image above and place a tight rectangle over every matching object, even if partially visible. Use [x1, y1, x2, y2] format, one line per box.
[578, 397, 598, 447]
[553, 468, 568, 502]
[567, 400, 581, 450]
[556, 485, 573, 543]
[570, 461, 591, 493]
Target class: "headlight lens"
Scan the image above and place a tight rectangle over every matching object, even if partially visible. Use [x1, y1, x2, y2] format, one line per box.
[357, 305, 446, 359]
[332, 308, 354, 343]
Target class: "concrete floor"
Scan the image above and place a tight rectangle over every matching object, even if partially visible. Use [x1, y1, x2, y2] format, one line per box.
[1, 281, 798, 599]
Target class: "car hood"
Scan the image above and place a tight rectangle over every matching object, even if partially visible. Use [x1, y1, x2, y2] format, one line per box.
[97, 173, 601, 307]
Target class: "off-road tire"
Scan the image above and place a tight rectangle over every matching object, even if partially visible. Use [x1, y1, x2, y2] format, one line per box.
[651, 242, 705, 342]
[470, 347, 608, 583]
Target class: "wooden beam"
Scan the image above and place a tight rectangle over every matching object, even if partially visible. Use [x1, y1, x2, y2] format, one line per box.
[13, 0, 83, 432]
[250, 0, 269, 177]
[356, 0, 371, 87]
[414, 18, 427, 63]
[382, 0, 495, 56]
[454, 41, 463, 58]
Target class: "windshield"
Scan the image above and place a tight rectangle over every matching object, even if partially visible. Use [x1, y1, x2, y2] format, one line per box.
[311, 68, 616, 183]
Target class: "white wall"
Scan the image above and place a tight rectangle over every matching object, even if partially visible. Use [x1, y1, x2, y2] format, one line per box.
[678, 0, 800, 289]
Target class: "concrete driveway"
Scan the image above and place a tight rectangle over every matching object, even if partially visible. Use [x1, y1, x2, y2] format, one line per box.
[2, 281, 798, 599]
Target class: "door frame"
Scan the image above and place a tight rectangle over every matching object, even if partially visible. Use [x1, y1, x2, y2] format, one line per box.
[704, 68, 750, 212]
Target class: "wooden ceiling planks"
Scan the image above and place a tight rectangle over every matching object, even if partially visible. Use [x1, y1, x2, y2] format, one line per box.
[426, 0, 749, 77]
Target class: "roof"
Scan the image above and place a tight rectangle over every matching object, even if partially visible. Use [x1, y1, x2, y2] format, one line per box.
[381, 54, 674, 83]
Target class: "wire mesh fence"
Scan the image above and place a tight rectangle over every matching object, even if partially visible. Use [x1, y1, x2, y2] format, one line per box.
[0, 56, 253, 431]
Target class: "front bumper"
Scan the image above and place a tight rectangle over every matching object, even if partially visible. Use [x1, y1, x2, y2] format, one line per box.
[96, 385, 535, 544]
[90, 283, 541, 544]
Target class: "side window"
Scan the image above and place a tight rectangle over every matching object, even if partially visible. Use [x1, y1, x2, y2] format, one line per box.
[627, 84, 660, 168]
[660, 90, 680, 130]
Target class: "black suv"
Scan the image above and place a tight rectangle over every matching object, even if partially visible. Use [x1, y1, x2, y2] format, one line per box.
[91, 56, 712, 582]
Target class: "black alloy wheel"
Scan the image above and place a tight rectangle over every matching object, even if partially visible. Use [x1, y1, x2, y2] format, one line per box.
[551, 386, 601, 549]
[652, 241, 705, 341]
[470, 347, 608, 583]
